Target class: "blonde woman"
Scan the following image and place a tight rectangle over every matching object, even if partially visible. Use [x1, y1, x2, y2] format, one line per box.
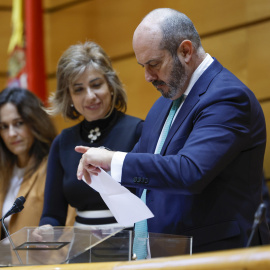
[39, 41, 142, 228]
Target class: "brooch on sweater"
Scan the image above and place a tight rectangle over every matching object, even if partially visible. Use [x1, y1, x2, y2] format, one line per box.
[88, 127, 101, 143]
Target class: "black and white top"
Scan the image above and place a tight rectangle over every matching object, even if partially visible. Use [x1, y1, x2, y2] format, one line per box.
[39, 110, 142, 227]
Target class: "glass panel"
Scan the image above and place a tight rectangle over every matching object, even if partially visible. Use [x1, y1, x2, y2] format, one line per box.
[148, 232, 192, 258]
[0, 227, 192, 266]
[0, 226, 124, 266]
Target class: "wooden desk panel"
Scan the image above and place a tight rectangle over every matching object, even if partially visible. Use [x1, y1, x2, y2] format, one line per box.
[2, 245, 270, 270]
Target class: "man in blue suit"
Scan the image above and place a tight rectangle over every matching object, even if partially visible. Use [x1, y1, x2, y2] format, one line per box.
[76, 8, 270, 253]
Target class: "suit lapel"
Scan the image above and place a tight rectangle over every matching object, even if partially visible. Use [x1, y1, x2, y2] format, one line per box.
[147, 99, 172, 153]
[17, 159, 46, 199]
[159, 95, 199, 155]
[160, 58, 223, 155]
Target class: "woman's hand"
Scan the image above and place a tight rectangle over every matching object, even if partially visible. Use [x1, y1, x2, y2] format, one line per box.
[32, 224, 54, 242]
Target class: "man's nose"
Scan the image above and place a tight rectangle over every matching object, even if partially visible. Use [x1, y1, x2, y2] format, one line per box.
[145, 69, 157, 82]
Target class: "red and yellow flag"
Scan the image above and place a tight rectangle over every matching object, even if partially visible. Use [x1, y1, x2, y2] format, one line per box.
[7, 0, 27, 89]
[7, 0, 47, 103]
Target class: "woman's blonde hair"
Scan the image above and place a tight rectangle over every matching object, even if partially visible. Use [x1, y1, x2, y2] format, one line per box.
[48, 41, 127, 119]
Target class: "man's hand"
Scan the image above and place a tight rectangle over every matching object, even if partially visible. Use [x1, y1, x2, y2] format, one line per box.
[75, 146, 115, 184]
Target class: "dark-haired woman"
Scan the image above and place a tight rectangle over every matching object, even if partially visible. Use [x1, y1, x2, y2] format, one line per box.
[0, 87, 57, 238]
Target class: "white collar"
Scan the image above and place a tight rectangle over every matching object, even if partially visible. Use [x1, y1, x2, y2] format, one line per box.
[183, 53, 213, 97]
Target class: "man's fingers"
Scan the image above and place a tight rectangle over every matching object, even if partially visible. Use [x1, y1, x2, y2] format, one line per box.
[87, 164, 101, 172]
[76, 146, 112, 181]
[77, 158, 84, 180]
[75, 146, 90, 154]
[77, 148, 100, 180]
[83, 168, 92, 184]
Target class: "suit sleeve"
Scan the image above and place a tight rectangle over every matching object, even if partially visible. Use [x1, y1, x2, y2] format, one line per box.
[121, 88, 264, 195]
[39, 135, 68, 226]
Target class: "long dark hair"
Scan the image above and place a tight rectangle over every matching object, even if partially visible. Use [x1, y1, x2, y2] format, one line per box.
[0, 87, 57, 193]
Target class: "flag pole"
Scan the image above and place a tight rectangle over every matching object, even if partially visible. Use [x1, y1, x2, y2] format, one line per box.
[25, 0, 47, 103]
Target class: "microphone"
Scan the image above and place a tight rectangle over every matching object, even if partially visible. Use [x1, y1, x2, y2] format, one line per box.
[246, 203, 266, 247]
[0, 196, 26, 221]
[1, 196, 26, 265]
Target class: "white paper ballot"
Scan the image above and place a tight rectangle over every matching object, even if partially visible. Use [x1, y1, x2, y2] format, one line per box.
[82, 169, 154, 227]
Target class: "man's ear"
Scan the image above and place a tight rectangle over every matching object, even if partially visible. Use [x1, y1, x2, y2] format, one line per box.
[177, 40, 193, 63]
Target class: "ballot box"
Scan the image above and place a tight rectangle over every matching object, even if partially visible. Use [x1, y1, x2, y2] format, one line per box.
[0, 226, 192, 266]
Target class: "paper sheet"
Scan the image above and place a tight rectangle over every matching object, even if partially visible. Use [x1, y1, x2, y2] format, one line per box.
[82, 169, 154, 227]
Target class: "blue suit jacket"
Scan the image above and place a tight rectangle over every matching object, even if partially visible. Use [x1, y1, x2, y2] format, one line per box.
[122, 59, 270, 253]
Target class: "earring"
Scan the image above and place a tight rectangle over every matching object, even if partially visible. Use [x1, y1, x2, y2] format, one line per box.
[111, 92, 114, 96]
[71, 104, 74, 107]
